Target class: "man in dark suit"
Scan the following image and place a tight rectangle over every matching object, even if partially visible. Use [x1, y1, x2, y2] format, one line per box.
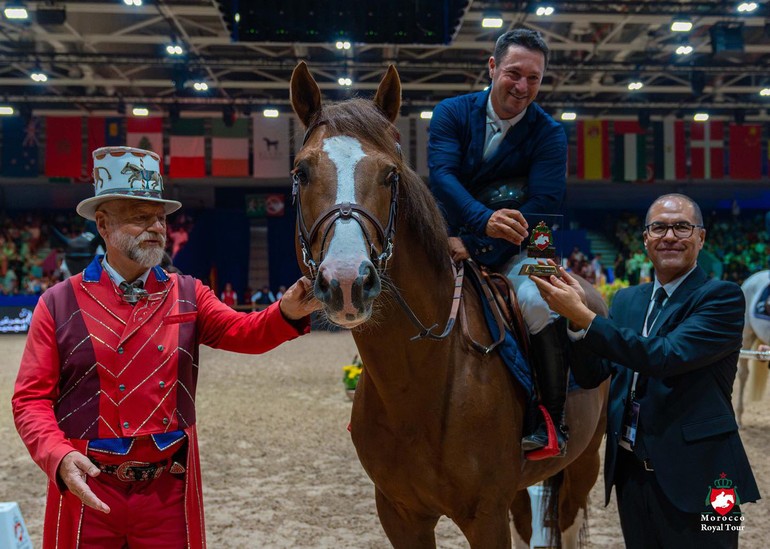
[531, 193, 760, 547]
[428, 28, 569, 455]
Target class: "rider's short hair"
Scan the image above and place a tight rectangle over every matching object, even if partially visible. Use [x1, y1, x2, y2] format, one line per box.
[493, 28, 549, 69]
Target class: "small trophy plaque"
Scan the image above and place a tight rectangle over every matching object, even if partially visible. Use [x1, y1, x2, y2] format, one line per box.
[518, 215, 563, 277]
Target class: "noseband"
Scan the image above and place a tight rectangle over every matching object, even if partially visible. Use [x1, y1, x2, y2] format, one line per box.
[291, 120, 400, 280]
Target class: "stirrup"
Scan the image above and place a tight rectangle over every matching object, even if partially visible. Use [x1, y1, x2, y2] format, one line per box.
[525, 404, 565, 461]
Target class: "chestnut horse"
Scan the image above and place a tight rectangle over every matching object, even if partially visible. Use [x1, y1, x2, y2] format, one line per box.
[290, 62, 609, 548]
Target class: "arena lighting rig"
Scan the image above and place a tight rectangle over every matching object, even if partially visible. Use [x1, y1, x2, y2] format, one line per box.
[216, 0, 470, 44]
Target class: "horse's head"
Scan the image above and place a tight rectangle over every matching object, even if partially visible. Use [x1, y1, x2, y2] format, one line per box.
[290, 61, 402, 328]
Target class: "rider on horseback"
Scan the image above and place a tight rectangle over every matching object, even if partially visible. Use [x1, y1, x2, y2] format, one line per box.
[428, 29, 570, 457]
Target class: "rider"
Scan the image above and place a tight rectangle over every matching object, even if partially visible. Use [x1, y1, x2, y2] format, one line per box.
[428, 29, 569, 456]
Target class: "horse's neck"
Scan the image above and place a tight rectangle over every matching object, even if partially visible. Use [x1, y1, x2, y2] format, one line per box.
[353, 241, 456, 400]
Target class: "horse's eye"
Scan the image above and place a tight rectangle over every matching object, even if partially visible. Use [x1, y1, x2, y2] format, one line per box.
[293, 169, 309, 186]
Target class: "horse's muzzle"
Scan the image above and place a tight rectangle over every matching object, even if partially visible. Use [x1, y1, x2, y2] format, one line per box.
[314, 258, 381, 326]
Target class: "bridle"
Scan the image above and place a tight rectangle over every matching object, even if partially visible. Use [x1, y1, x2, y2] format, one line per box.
[291, 118, 466, 343]
[291, 119, 399, 280]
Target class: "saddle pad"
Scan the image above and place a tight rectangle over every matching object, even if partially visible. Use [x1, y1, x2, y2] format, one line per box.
[469, 272, 580, 398]
[751, 282, 770, 321]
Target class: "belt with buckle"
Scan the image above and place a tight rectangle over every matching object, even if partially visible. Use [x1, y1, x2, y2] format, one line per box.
[90, 458, 168, 482]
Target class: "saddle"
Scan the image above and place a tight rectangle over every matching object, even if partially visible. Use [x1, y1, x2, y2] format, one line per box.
[464, 260, 529, 359]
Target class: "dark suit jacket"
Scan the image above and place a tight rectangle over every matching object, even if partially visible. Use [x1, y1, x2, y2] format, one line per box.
[571, 267, 760, 513]
[428, 89, 567, 268]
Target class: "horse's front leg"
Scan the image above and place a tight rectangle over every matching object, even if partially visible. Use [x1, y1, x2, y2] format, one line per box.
[375, 488, 439, 549]
[455, 503, 513, 549]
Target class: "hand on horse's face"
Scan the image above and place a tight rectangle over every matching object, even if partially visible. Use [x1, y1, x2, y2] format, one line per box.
[279, 277, 322, 320]
[486, 209, 528, 244]
[448, 237, 470, 262]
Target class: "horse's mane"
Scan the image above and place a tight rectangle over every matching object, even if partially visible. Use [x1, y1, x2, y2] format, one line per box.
[312, 98, 450, 266]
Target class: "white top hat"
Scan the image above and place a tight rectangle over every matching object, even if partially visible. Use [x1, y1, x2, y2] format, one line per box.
[76, 146, 182, 221]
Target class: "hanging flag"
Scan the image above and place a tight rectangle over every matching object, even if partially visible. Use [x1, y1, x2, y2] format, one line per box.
[87, 117, 123, 175]
[612, 121, 647, 182]
[1, 117, 39, 177]
[253, 115, 290, 178]
[653, 118, 686, 181]
[127, 117, 164, 158]
[212, 118, 249, 177]
[690, 121, 724, 179]
[169, 118, 205, 178]
[45, 117, 83, 178]
[577, 120, 610, 180]
[415, 116, 430, 177]
[729, 124, 762, 179]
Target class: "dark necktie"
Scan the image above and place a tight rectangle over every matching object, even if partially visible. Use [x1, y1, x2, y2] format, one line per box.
[120, 280, 147, 305]
[645, 287, 667, 334]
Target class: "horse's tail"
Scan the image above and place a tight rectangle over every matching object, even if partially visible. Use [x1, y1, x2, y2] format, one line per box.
[747, 339, 769, 402]
[542, 473, 563, 548]
[540, 472, 590, 549]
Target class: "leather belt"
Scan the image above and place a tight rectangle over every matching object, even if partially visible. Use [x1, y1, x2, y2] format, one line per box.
[90, 458, 168, 482]
[619, 443, 654, 471]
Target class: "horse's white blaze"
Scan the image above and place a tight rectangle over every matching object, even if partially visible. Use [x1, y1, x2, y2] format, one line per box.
[323, 136, 369, 264]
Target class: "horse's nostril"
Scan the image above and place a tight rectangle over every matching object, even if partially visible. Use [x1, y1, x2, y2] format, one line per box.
[360, 262, 381, 300]
[314, 271, 332, 300]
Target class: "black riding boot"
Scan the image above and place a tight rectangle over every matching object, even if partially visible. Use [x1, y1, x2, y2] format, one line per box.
[521, 321, 569, 455]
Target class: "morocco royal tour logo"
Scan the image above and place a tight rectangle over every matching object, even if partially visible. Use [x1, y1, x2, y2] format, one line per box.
[706, 473, 740, 516]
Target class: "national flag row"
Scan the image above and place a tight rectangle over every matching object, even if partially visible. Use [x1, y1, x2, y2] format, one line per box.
[0, 116, 304, 179]
[575, 119, 769, 182]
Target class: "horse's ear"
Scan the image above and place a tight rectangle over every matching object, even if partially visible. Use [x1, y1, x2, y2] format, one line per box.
[373, 65, 401, 123]
[290, 61, 322, 128]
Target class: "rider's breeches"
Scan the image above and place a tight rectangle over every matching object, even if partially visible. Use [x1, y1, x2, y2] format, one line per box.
[505, 251, 557, 335]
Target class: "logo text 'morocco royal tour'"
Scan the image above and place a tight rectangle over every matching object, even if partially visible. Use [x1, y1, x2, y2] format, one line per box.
[701, 473, 745, 532]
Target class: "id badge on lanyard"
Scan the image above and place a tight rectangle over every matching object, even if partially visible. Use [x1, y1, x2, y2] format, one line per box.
[621, 399, 641, 447]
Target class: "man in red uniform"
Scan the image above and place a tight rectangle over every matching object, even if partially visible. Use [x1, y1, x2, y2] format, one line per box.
[12, 146, 320, 548]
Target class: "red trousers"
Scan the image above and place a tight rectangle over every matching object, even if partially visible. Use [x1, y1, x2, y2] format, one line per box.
[77, 470, 186, 548]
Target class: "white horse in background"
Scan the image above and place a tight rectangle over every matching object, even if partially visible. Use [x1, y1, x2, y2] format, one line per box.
[735, 270, 770, 426]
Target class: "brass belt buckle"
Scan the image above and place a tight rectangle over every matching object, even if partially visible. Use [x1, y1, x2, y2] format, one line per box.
[116, 460, 151, 482]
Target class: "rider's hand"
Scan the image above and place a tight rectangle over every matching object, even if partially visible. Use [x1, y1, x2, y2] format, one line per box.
[58, 451, 110, 513]
[485, 209, 528, 245]
[448, 237, 470, 262]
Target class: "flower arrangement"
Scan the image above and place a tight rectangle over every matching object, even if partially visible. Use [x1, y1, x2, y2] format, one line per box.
[342, 355, 363, 391]
[596, 278, 630, 307]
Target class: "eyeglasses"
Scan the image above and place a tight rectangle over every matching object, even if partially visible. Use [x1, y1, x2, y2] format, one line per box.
[645, 221, 703, 239]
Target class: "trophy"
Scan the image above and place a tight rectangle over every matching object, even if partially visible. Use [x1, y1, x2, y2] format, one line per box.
[518, 214, 563, 277]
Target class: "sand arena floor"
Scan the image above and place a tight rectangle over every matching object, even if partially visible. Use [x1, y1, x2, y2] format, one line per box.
[1, 330, 767, 547]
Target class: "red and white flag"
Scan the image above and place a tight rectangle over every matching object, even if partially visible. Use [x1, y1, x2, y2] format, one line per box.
[729, 124, 762, 180]
[127, 117, 164, 162]
[690, 121, 724, 179]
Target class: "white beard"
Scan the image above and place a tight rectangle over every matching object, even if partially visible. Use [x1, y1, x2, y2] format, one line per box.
[109, 227, 166, 268]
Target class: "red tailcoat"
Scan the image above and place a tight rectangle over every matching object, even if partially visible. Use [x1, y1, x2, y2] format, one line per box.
[12, 259, 309, 548]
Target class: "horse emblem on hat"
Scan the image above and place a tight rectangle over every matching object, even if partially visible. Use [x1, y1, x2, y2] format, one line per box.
[93, 166, 111, 189]
[120, 161, 163, 190]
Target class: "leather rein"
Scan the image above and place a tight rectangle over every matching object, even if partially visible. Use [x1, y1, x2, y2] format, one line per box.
[291, 119, 505, 346]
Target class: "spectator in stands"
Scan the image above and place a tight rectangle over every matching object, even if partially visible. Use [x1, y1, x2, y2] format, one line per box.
[613, 253, 627, 282]
[251, 285, 276, 310]
[12, 145, 320, 549]
[591, 253, 603, 283]
[275, 285, 287, 300]
[220, 282, 238, 308]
